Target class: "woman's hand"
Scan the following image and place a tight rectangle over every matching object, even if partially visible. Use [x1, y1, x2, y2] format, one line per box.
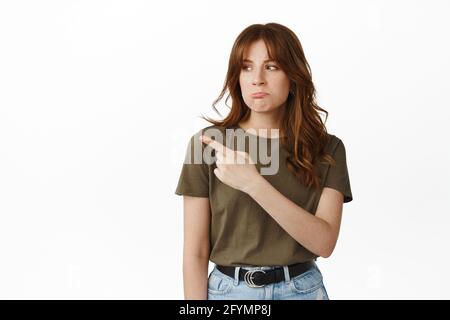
[200, 135, 262, 194]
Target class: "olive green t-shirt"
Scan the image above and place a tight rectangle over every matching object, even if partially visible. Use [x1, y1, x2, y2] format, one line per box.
[175, 124, 353, 267]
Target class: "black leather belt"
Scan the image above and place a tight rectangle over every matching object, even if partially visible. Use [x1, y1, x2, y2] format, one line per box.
[216, 261, 313, 288]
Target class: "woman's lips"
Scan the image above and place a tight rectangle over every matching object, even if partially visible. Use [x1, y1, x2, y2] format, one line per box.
[251, 92, 269, 98]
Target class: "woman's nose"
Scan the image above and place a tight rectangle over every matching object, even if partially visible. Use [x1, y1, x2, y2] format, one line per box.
[252, 76, 265, 85]
[252, 68, 266, 85]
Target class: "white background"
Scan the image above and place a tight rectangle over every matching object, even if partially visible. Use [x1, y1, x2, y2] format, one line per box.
[1, 0, 449, 299]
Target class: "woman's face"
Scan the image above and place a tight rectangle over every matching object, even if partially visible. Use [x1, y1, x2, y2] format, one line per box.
[239, 39, 290, 114]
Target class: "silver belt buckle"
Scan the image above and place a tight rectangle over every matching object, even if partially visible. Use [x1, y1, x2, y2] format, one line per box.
[244, 269, 266, 288]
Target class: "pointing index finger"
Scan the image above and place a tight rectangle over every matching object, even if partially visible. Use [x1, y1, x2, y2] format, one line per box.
[199, 135, 231, 154]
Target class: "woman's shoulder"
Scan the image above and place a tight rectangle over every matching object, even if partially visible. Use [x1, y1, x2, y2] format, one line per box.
[323, 132, 345, 154]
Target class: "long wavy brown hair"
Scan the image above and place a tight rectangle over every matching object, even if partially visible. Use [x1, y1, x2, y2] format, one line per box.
[201, 22, 336, 191]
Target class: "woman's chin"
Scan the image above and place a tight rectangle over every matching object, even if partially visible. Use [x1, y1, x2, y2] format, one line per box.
[250, 104, 274, 113]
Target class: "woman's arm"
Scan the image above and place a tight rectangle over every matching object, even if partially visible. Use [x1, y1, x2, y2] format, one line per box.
[182, 195, 211, 300]
[199, 134, 344, 259]
[246, 178, 344, 258]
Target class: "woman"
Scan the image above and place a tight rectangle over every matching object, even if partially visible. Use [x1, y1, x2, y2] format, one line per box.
[175, 22, 353, 300]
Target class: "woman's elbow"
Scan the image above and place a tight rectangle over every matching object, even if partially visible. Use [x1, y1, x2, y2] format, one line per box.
[319, 249, 333, 259]
[318, 239, 338, 258]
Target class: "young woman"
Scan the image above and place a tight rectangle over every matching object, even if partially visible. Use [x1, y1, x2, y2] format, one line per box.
[175, 22, 353, 300]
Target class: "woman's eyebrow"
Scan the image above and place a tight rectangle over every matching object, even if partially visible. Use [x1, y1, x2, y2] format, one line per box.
[243, 59, 276, 63]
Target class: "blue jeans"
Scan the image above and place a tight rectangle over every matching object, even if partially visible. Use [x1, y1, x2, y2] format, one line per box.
[207, 261, 329, 300]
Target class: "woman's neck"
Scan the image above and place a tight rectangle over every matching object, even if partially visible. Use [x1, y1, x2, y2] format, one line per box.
[239, 110, 285, 138]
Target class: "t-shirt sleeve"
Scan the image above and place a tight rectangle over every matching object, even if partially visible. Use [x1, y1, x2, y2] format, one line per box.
[174, 130, 210, 197]
[322, 138, 353, 203]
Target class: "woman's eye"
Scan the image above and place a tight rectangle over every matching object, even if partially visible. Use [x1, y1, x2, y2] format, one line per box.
[267, 65, 278, 70]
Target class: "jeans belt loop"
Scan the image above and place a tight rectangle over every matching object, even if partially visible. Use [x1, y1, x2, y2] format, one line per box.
[283, 265, 291, 284]
[234, 266, 241, 285]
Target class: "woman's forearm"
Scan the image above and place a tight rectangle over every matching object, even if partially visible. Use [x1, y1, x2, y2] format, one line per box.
[183, 255, 209, 300]
[246, 176, 333, 258]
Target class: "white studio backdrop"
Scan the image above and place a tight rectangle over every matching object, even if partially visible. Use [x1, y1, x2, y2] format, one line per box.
[0, 0, 449, 299]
